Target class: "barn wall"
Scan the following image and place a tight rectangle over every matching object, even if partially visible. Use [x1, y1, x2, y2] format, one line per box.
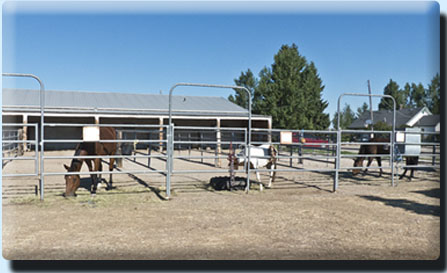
[3, 113, 271, 150]
[163, 119, 216, 127]
[28, 116, 95, 150]
[2, 115, 23, 123]
[100, 117, 160, 125]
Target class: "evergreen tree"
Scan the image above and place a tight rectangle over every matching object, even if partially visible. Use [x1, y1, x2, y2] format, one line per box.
[378, 79, 405, 110]
[427, 74, 440, 114]
[402, 83, 412, 108]
[332, 104, 355, 129]
[254, 44, 329, 129]
[228, 69, 256, 109]
[409, 83, 426, 108]
[356, 102, 369, 118]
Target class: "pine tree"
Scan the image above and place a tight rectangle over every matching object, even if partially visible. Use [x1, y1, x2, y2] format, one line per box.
[356, 102, 369, 118]
[409, 83, 426, 108]
[254, 44, 329, 129]
[427, 74, 440, 114]
[378, 79, 405, 110]
[228, 69, 256, 109]
[402, 83, 411, 108]
[332, 104, 355, 129]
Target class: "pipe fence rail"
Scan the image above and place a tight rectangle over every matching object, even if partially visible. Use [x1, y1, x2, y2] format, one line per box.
[1, 123, 441, 200]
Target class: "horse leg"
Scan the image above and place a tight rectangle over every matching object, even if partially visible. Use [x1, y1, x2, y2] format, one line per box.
[409, 157, 418, 180]
[256, 169, 263, 191]
[84, 159, 97, 194]
[91, 158, 101, 195]
[364, 158, 373, 175]
[399, 168, 408, 180]
[108, 157, 115, 189]
[266, 162, 275, 188]
[377, 157, 382, 177]
[97, 160, 103, 190]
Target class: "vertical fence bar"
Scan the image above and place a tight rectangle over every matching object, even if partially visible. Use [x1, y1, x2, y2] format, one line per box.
[289, 145, 293, 167]
[34, 124, 39, 176]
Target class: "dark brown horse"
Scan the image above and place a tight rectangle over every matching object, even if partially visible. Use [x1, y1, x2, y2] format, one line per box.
[352, 138, 390, 176]
[63, 127, 117, 197]
[399, 156, 418, 181]
[353, 138, 419, 179]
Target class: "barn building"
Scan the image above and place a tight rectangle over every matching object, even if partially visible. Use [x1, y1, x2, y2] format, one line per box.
[2, 88, 272, 150]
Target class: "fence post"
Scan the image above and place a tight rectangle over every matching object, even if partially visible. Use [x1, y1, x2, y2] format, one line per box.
[116, 131, 123, 168]
[147, 144, 152, 168]
[166, 123, 173, 199]
[18, 128, 24, 156]
[289, 145, 293, 167]
[215, 119, 221, 167]
[432, 145, 436, 165]
[200, 132, 204, 164]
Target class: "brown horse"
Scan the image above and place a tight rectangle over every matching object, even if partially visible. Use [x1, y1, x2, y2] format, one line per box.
[63, 127, 117, 197]
[399, 156, 419, 181]
[352, 138, 390, 176]
[353, 138, 419, 179]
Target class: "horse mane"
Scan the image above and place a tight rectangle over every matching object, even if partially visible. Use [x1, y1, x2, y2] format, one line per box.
[68, 144, 85, 171]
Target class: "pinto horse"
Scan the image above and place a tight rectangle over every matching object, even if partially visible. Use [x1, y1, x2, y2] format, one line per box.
[63, 127, 117, 197]
[352, 137, 390, 176]
[233, 144, 277, 190]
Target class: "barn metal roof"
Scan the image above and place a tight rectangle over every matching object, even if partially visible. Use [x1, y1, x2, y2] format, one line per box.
[2, 88, 258, 117]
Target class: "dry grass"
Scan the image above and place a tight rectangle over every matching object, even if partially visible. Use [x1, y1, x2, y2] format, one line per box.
[2, 150, 440, 260]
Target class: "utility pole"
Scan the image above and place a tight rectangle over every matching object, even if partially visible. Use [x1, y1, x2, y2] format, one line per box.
[367, 80, 374, 132]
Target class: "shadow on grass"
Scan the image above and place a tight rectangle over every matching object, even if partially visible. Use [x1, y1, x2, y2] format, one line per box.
[358, 195, 440, 217]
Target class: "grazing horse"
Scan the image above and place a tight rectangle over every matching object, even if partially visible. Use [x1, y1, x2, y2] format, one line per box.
[63, 127, 117, 197]
[233, 144, 277, 190]
[399, 156, 419, 181]
[352, 138, 389, 176]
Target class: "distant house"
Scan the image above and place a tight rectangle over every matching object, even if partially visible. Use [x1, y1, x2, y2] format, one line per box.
[413, 114, 440, 132]
[348, 106, 432, 129]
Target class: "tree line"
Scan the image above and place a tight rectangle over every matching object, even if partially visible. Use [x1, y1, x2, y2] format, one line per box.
[378, 76, 440, 114]
[230, 43, 440, 130]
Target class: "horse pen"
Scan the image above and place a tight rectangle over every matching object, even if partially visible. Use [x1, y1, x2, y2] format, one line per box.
[2, 123, 441, 260]
[1, 79, 441, 261]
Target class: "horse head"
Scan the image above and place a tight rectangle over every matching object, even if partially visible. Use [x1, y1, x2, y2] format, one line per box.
[63, 164, 80, 197]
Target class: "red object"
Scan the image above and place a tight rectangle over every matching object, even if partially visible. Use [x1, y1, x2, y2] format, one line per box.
[292, 133, 328, 148]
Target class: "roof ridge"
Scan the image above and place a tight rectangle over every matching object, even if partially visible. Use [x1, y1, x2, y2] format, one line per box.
[2, 88, 227, 99]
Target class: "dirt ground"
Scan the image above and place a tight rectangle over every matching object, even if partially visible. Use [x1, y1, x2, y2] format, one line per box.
[2, 150, 441, 260]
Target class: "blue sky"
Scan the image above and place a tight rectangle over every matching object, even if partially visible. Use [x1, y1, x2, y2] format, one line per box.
[1, 1, 440, 125]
